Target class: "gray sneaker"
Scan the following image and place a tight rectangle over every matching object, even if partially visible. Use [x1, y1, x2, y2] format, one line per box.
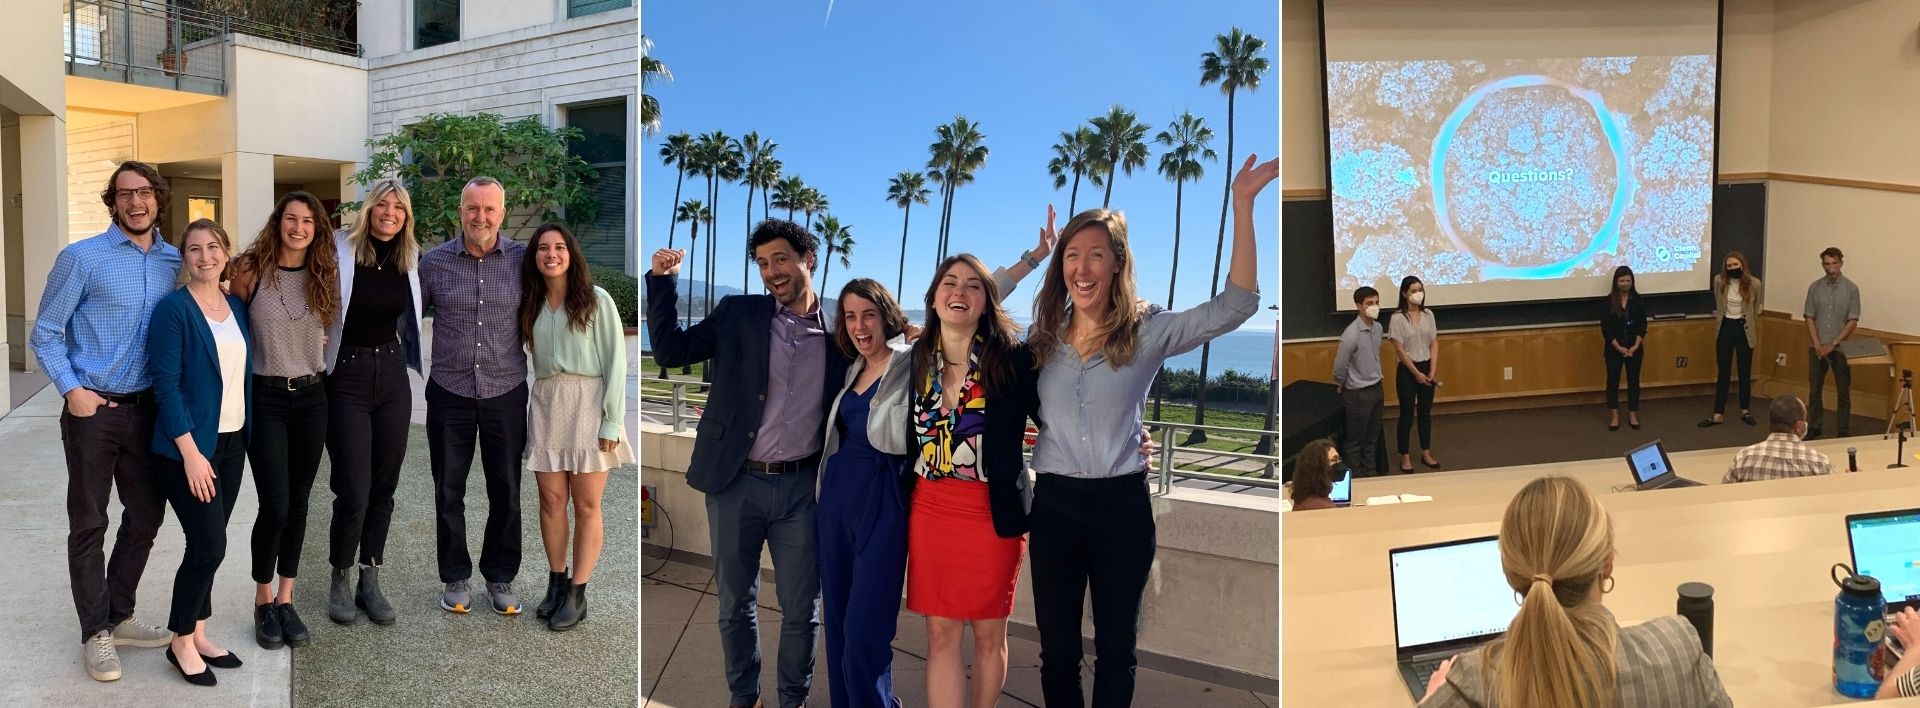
[85, 630, 122, 681]
[486, 582, 521, 616]
[111, 618, 172, 648]
[441, 580, 471, 614]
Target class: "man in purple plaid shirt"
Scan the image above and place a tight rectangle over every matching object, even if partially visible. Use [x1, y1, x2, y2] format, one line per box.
[418, 176, 531, 615]
[1723, 395, 1833, 483]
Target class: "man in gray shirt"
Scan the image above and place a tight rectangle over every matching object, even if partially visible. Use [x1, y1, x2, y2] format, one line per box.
[1804, 246, 1862, 439]
[1334, 287, 1386, 476]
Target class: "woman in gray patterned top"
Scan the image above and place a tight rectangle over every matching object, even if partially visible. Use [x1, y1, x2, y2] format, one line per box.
[226, 192, 339, 651]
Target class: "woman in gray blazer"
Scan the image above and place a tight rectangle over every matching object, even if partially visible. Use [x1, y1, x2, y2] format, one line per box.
[1701, 251, 1763, 428]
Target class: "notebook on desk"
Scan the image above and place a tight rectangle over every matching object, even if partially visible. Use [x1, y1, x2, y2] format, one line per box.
[1389, 536, 1514, 700]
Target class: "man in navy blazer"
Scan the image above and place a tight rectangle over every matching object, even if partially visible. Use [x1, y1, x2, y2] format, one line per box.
[647, 220, 848, 708]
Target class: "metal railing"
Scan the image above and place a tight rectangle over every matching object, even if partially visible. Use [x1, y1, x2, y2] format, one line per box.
[640, 374, 1281, 494]
[64, 0, 363, 96]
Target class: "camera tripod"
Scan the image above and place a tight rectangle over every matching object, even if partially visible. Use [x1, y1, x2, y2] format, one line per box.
[1889, 371, 1916, 469]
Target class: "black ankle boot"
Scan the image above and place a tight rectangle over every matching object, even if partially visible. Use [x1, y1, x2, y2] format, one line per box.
[536, 569, 569, 620]
[548, 582, 585, 631]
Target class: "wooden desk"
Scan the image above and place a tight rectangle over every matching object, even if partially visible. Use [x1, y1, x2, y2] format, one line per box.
[1283, 437, 1920, 707]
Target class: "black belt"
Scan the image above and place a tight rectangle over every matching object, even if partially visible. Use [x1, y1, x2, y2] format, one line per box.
[88, 388, 153, 406]
[1037, 470, 1148, 491]
[258, 372, 324, 391]
[341, 342, 402, 355]
[746, 454, 820, 475]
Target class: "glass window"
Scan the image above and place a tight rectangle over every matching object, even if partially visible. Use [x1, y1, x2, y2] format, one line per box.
[568, 0, 632, 19]
[415, 0, 459, 50]
[187, 197, 219, 223]
[565, 100, 628, 269]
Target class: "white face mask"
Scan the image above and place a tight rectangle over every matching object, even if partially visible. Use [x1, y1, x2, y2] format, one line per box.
[1364, 304, 1381, 321]
[1409, 292, 1425, 306]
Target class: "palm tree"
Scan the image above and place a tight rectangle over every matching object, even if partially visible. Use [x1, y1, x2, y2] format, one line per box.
[738, 132, 778, 291]
[657, 132, 694, 249]
[925, 116, 988, 263]
[673, 199, 711, 328]
[800, 187, 828, 232]
[640, 36, 669, 136]
[1047, 127, 1104, 216]
[1149, 111, 1216, 422]
[886, 171, 931, 295]
[1190, 27, 1270, 443]
[1089, 106, 1152, 209]
[813, 215, 854, 297]
[771, 176, 805, 222]
[698, 131, 741, 314]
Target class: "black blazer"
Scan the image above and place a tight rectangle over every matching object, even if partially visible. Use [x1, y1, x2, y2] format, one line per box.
[906, 342, 1038, 538]
[1600, 295, 1648, 350]
[645, 273, 850, 494]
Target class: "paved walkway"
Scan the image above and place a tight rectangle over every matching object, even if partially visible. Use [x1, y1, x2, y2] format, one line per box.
[642, 560, 1278, 707]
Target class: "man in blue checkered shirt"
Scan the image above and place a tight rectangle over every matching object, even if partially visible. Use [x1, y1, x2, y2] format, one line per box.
[30, 161, 183, 682]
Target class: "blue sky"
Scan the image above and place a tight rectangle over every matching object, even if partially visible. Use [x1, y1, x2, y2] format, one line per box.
[641, 0, 1278, 330]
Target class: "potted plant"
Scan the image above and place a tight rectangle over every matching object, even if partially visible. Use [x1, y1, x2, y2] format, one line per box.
[157, 8, 186, 75]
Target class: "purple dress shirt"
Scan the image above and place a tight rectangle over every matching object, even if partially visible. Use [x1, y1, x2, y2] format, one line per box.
[748, 302, 827, 463]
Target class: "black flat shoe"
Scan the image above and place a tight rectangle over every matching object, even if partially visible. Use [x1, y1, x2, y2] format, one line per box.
[1741, 413, 1757, 426]
[1629, 420, 1641, 430]
[200, 650, 242, 669]
[1422, 459, 1442, 470]
[254, 603, 283, 649]
[166, 647, 216, 687]
[277, 603, 311, 648]
[1698, 418, 1722, 428]
[1398, 465, 1415, 474]
[1609, 422, 1620, 431]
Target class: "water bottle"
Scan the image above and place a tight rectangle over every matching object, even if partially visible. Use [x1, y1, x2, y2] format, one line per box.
[1676, 582, 1714, 657]
[1834, 563, 1887, 698]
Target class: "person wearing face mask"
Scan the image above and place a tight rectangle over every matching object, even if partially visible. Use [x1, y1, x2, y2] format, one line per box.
[1721, 395, 1831, 483]
[1288, 439, 1342, 511]
[1700, 252, 1763, 429]
[1600, 266, 1647, 431]
[1023, 154, 1273, 707]
[1804, 246, 1862, 439]
[1387, 276, 1440, 472]
[1334, 285, 1386, 479]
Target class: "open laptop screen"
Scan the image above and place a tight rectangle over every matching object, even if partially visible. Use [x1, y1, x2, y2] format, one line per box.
[1627, 440, 1673, 485]
[1391, 537, 1515, 650]
[1330, 469, 1352, 505]
[1848, 510, 1920, 610]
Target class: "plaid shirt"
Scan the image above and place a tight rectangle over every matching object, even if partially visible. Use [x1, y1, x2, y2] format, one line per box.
[419, 236, 527, 399]
[1722, 432, 1833, 483]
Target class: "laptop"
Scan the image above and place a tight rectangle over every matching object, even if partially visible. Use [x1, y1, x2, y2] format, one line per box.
[1845, 509, 1920, 657]
[1625, 439, 1703, 490]
[1389, 536, 1515, 699]
[1330, 468, 1353, 507]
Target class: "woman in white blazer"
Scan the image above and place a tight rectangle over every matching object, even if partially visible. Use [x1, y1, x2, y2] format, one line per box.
[321, 177, 426, 627]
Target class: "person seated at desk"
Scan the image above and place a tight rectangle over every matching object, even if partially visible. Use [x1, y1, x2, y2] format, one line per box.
[1722, 395, 1832, 484]
[1289, 439, 1341, 512]
[1878, 607, 1920, 698]
[1419, 476, 1731, 707]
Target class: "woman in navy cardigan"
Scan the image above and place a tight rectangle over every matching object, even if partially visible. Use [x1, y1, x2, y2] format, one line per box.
[148, 219, 252, 686]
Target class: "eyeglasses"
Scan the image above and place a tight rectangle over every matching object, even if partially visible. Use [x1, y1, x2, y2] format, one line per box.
[114, 188, 156, 202]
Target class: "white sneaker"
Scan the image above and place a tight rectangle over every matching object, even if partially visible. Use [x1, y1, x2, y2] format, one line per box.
[111, 618, 173, 648]
[85, 631, 122, 682]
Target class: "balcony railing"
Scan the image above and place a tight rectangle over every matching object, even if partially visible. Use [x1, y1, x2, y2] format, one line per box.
[64, 0, 364, 97]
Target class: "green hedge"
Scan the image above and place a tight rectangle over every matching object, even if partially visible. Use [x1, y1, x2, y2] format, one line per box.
[591, 265, 638, 328]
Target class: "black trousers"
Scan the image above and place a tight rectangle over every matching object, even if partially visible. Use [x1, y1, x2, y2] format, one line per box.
[62, 398, 166, 643]
[1395, 360, 1435, 454]
[156, 432, 247, 635]
[1713, 318, 1754, 414]
[1810, 347, 1853, 435]
[326, 344, 411, 570]
[1029, 472, 1154, 708]
[1605, 346, 1644, 412]
[1339, 383, 1385, 477]
[426, 378, 528, 584]
[249, 377, 328, 583]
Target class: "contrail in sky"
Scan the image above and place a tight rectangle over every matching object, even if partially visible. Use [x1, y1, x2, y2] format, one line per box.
[824, 0, 835, 27]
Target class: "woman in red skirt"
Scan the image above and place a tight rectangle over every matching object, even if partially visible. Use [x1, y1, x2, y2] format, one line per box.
[906, 254, 1038, 708]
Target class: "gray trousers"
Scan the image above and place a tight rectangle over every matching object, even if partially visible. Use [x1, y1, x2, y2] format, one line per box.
[1341, 384, 1385, 477]
[707, 466, 822, 707]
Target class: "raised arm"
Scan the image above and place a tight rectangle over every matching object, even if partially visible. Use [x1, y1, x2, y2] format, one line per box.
[1226, 154, 1277, 293]
[645, 248, 725, 368]
[1138, 156, 1273, 358]
[989, 204, 1058, 303]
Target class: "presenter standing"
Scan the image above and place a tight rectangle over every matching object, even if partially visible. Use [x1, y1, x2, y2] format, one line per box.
[1387, 276, 1440, 472]
[1700, 253, 1762, 428]
[1600, 266, 1646, 431]
[1333, 287, 1385, 477]
[1803, 247, 1861, 439]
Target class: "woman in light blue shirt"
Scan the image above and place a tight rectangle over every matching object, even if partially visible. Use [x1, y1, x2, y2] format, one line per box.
[1023, 155, 1274, 707]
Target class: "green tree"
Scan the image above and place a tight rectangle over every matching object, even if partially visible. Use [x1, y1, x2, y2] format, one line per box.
[1150, 111, 1216, 422]
[696, 131, 741, 317]
[657, 132, 694, 249]
[926, 116, 988, 264]
[813, 214, 854, 298]
[799, 187, 829, 232]
[641, 35, 669, 136]
[1089, 105, 1151, 209]
[1191, 27, 1269, 443]
[1048, 126, 1104, 216]
[771, 176, 806, 222]
[347, 112, 598, 243]
[737, 132, 778, 291]
[673, 199, 710, 329]
[886, 171, 931, 295]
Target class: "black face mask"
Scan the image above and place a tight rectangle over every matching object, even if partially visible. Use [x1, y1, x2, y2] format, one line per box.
[1726, 268, 1743, 280]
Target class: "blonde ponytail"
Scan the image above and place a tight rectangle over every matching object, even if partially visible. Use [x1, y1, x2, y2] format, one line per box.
[1489, 476, 1620, 708]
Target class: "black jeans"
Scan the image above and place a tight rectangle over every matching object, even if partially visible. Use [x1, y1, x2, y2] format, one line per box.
[1395, 360, 1435, 454]
[426, 378, 528, 584]
[1029, 472, 1154, 708]
[1810, 347, 1853, 434]
[1713, 318, 1754, 414]
[326, 344, 411, 570]
[156, 432, 247, 635]
[1605, 346, 1644, 412]
[62, 397, 165, 643]
[249, 377, 328, 583]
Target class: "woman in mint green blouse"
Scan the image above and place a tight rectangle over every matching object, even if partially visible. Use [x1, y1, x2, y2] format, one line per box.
[517, 223, 632, 632]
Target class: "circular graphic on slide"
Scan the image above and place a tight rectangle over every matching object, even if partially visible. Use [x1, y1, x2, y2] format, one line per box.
[1429, 76, 1638, 280]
